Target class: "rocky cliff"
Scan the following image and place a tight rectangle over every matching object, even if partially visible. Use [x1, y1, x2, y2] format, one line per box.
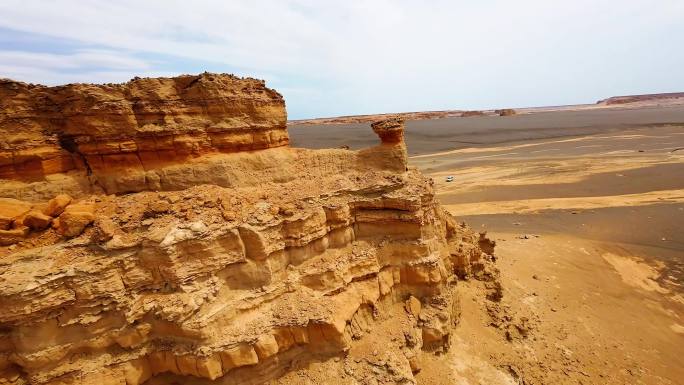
[0, 74, 495, 385]
[0, 74, 287, 199]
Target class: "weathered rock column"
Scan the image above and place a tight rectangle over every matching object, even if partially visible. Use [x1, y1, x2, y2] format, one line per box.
[359, 118, 408, 172]
[371, 118, 405, 144]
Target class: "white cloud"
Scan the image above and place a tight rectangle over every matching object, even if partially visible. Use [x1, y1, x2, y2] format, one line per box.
[0, 50, 149, 71]
[0, 0, 682, 118]
[0, 49, 170, 85]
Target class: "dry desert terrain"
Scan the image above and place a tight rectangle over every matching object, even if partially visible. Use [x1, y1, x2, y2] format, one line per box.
[290, 103, 684, 384]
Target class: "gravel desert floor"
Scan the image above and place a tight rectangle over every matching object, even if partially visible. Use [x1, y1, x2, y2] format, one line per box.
[290, 106, 684, 384]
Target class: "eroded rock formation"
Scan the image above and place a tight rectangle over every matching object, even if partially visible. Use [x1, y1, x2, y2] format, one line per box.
[495, 108, 516, 116]
[459, 110, 485, 118]
[0, 74, 495, 385]
[597, 92, 684, 105]
[0, 74, 287, 199]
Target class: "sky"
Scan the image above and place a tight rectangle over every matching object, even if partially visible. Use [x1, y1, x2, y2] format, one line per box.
[1, 1, 683, 119]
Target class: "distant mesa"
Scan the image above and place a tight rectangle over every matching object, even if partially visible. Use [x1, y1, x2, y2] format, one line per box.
[597, 92, 684, 105]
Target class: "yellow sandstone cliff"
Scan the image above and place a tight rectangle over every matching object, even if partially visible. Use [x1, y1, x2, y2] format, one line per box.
[0, 74, 495, 385]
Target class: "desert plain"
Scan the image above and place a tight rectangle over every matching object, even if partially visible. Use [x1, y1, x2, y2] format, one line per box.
[289, 102, 684, 384]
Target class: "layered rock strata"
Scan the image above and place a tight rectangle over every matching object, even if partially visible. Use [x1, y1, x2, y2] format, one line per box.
[0, 74, 287, 199]
[0, 75, 494, 385]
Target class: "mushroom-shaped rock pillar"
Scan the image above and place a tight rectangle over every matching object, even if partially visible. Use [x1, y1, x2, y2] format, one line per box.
[371, 118, 405, 144]
[359, 118, 408, 172]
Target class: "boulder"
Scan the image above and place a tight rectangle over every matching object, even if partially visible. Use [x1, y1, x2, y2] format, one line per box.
[54, 203, 95, 237]
[0, 198, 32, 230]
[44, 194, 72, 217]
[23, 211, 53, 231]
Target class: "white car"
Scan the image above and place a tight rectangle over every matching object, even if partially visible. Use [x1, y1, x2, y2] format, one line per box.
[445, 176, 454, 182]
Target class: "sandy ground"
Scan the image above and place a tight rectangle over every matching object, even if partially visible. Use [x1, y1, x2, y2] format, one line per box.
[423, 125, 684, 384]
[289, 108, 684, 384]
[443, 233, 684, 385]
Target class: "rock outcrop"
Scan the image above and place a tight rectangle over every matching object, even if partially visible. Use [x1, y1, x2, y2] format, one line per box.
[495, 108, 516, 116]
[597, 92, 684, 105]
[0, 74, 287, 200]
[0, 74, 495, 385]
[460, 110, 485, 117]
